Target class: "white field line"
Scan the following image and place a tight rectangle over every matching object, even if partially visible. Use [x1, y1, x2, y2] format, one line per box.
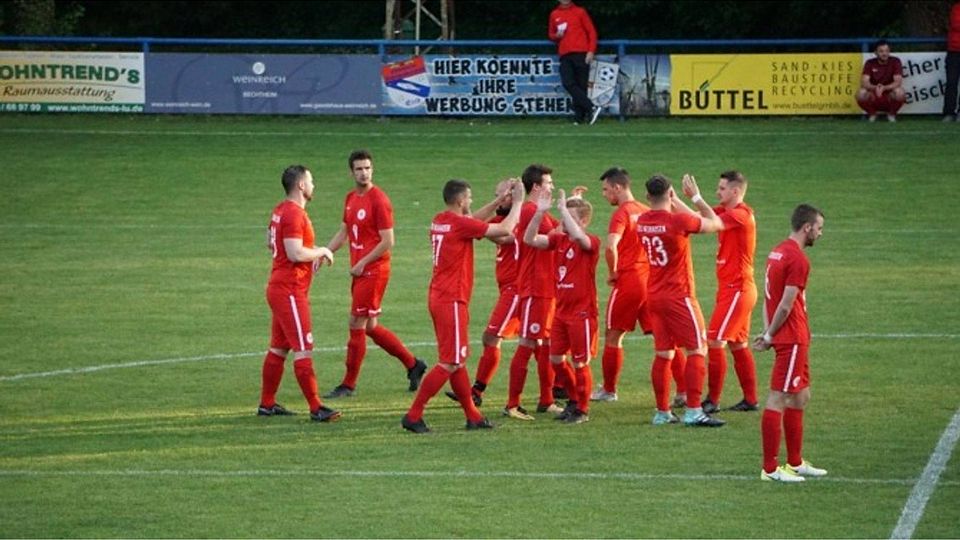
[889, 407, 960, 539]
[0, 333, 955, 383]
[0, 128, 948, 139]
[1, 468, 954, 487]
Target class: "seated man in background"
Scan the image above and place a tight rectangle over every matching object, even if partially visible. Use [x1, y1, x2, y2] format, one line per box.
[856, 39, 906, 122]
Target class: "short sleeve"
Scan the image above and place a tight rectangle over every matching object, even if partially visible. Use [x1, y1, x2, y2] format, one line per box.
[608, 208, 627, 235]
[783, 252, 810, 289]
[282, 207, 305, 240]
[373, 190, 395, 230]
[458, 215, 490, 240]
[678, 212, 702, 235]
[720, 207, 749, 230]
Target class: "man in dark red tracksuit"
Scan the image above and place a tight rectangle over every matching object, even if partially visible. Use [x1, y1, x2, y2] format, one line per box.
[855, 39, 906, 122]
[548, 0, 599, 125]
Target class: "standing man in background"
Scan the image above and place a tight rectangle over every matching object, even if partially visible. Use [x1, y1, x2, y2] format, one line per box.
[943, 1, 960, 121]
[549, 0, 600, 125]
[855, 39, 906, 122]
[754, 204, 827, 483]
[258, 165, 341, 423]
[323, 150, 427, 399]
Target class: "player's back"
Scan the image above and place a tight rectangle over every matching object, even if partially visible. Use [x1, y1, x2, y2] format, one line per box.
[268, 200, 315, 292]
[636, 209, 700, 299]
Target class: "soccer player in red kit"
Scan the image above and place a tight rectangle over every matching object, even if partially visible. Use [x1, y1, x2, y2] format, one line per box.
[503, 164, 563, 420]
[323, 150, 427, 399]
[258, 165, 341, 423]
[524, 186, 600, 424]
[698, 171, 760, 414]
[451, 179, 523, 406]
[754, 204, 827, 482]
[637, 174, 725, 427]
[401, 179, 525, 434]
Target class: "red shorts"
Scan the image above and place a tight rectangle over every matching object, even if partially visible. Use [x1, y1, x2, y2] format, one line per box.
[351, 269, 389, 318]
[648, 296, 706, 352]
[519, 296, 556, 340]
[266, 287, 314, 352]
[485, 285, 520, 338]
[429, 299, 470, 365]
[770, 343, 810, 393]
[707, 285, 758, 343]
[605, 273, 652, 334]
[550, 316, 599, 363]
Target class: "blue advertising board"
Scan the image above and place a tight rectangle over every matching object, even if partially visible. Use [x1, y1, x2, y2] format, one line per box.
[380, 54, 621, 117]
[145, 53, 381, 115]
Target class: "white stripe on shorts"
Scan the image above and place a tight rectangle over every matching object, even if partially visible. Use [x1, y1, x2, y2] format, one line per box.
[605, 288, 619, 330]
[498, 294, 519, 337]
[453, 303, 462, 365]
[683, 297, 703, 350]
[716, 291, 742, 341]
[584, 318, 593, 363]
[521, 297, 533, 339]
[782, 344, 799, 392]
[289, 295, 306, 351]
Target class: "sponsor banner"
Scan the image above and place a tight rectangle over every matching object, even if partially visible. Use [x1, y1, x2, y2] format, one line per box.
[867, 51, 948, 114]
[145, 53, 380, 114]
[0, 51, 144, 113]
[588, 60, 619, 108]
[618, 55, 671, 116]
[670, 53, 862, 115]
[380, 54, 621, 116]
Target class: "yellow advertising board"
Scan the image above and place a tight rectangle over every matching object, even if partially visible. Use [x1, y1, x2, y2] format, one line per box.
[670, 53, 862, 115]
[0, 51, 144, 113]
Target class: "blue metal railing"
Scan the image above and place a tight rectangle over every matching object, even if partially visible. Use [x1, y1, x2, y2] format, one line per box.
[0, 35, 946, 55]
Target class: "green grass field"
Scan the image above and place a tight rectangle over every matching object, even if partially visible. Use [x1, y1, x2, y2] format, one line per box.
[1, 113, 958, 538]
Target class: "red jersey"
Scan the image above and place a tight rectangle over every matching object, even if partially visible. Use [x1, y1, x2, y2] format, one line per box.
[548, 2, 597, 57]
[636, 210, 702, 300]
[862, 56, 903, 86]
[715, 203, 756, 289]
[268, 200, 315, 292]
[548, 233, 600, 319]
[492, 215, 520, 289]
[343, 186, 394, 273]
[429, 211, 489, 304]
[608, 199, 650, 279]
[763, 239, 811, 345]
[950, 2, 960, 52]
[516, 201, 559, 298]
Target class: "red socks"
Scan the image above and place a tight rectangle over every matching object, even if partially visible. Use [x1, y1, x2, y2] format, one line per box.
[731, 347, 758, 404]
[762, 408, 805, 471]
[762, 409, 783, 473]
[342, 329, 366, 388]
[707, 347, 727, 404]
[601, 345, 623, 393]
[293, 358, 322, 412]
[651, 356, 671, 412]
[574, 364, 593, 413]
[475, 345, 500, 388]
[683, 353, 706, 409]
[506, 344, 535, 408]
[259, 351, 286, 407]
[784, 408, 804, 467]
[554, 361, 577, 404]
[671, 348, 687, 394]
[535, 344, 555, 407]
[450, 367, 483, 423]
[407, 365, 450, 422]
[367, 325, 416, 369]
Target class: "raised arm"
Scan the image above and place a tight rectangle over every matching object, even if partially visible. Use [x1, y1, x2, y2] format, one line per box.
[523, 186, 553, 249]
[485, 181, 525, 239]
[557, 189, 591, 250]
[681, 173, 723, 233]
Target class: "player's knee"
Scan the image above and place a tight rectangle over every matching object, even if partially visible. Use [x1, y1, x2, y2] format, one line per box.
[707, 339, 725, 349]
[269, 347, 288, 357]
[481, 332, 501, 347]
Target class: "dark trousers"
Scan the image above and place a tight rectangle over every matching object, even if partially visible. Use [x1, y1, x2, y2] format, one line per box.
[944, 51, 960, 116]
[559, 52, 594, 122]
